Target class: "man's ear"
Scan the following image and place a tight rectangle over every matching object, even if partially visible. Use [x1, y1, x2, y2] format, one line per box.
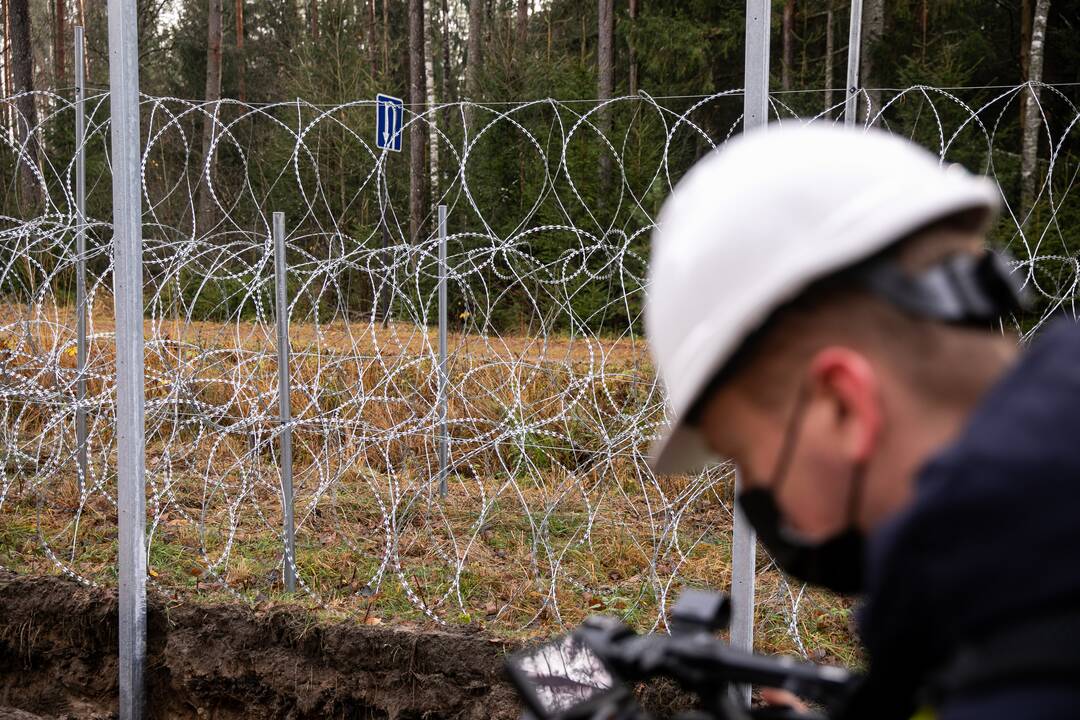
[807, 347, 882, 462]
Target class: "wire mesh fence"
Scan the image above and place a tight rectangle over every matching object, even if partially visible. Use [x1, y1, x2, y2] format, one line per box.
[0, 83, 1077, 658]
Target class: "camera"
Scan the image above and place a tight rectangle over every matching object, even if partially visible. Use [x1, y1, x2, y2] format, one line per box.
[506, 590, 856, 720]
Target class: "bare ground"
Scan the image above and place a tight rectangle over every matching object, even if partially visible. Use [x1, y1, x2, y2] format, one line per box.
[0, 570, 522, 720]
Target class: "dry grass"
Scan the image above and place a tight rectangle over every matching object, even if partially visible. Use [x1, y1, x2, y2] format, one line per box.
[0, 305, 860, 667]
[0, 301, 649, 366]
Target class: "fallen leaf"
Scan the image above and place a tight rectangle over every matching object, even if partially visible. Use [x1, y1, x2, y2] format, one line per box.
[363, 616, 383, 625]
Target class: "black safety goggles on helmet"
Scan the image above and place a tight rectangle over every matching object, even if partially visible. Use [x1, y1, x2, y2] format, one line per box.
[684, 249, 1030, 428]
[860, 249, 1031, 326]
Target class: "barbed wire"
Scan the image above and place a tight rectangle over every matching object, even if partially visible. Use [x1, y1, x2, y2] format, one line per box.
[0, 83, 1077, 657]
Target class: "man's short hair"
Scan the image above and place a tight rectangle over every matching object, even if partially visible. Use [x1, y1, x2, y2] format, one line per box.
[685, 210, 1007, 423]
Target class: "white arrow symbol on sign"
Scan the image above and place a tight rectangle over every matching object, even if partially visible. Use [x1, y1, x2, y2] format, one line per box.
[382, 101, 392, 147]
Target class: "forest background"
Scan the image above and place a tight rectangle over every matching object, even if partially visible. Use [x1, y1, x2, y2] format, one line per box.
[0, 0, 1077, 331]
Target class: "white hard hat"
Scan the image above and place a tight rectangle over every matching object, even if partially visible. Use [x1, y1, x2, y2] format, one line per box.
[646, 123, 1001, 475]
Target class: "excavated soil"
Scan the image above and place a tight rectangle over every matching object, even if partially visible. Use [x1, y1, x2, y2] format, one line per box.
[0, 571, 521, 719]
[0, 572, 692, 720]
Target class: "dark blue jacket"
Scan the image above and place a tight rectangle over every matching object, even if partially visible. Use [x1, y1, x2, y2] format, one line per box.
[852, 317, 1080, 719]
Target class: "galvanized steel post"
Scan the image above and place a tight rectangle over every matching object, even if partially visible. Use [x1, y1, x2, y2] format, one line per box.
[106, 0, 147, 714]
[272, 212, 296, 593]
[731, 0, 771, 704]
[743, 0, 771, 129]
[437, 204, 449, 497]
[844, 0, 864, 126]
[74, 25, 87, 490]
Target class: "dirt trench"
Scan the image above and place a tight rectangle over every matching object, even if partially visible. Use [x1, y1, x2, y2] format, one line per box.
[0, 571, 522, 720]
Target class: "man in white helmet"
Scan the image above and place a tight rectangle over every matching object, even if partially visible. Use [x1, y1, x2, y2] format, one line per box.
[646, 124, 1080, 718]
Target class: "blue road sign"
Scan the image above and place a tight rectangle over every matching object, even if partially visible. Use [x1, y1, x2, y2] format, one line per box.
[376, 93, 404, 152]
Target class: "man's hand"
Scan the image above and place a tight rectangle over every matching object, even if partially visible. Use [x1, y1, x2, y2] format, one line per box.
[760, 687, 811, 714]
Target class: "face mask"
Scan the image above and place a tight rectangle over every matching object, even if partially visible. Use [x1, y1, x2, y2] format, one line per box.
[737, 481, 865, 594]
[734, 386, 868, 595]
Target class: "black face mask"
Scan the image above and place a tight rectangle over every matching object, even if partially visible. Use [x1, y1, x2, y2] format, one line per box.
[735, 387, 867, 595]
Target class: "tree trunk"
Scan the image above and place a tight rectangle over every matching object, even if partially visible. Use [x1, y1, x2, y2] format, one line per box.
[310, 0, 319, 40]
[628, 0, 637, 96]
[597, 0, 614, 86]
[76, 0, 87, 82]
[597, 0, 614, 196]
[1021, 0, 1051, 218]
[408, 0, 427, 243]
[781, 0, 794, 91]
[366, 0, 376, 77]
[920, 0, 928, 62]
[859, 0, 884, 125]
[580, 12, 586, 66]
[423, 0, 438, 198]
[198, 0, 224, 236]
[546, 9, 551, 63]
[5, 0, 14, 144]
[236, 0, 245, 101]
[0, 11, 5, 103]
[382, 0, 390, 78]
[799, 0, 807, 87]
[1019, 0, 1033, 136]
[9, 0, 40, 209]
[54, 0, 66, 84]
[1020, 0, 1033, 74]
[515, 0, 527, 50]
[464, 0, 482, 131]
[824, 0, 834, 112]
[441, 0, 453, 101]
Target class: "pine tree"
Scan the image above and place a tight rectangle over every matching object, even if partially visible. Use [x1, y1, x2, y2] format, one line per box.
[408, 0, 427, 242]
[824, 0, 834, 112]
[465, 0, 483, 131]
[628, 0, 638, 96]
[515, 0, 527, 49]
[782, 0, 795, 91]
[860, 0, 884, 124]
[197, 0, 224, 235]
[9, 0, 40, 209]
[236, 0, 245, 101]
[597, 0, 614, 195]
[54, 0, 67, 84]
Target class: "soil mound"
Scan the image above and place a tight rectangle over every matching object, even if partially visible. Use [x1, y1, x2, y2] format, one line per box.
[0, 572, 520, 719]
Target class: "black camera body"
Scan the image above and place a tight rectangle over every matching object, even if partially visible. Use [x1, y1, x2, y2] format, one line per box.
[506, 590, 856, 720]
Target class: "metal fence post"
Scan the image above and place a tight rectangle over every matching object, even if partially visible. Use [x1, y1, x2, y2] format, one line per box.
[272, 212, 297, 593]
[74, 25, 87, 491]
[437, 204, 449, 497]
[844, 0, 864, 126]
[743, 0, 771, 130]
[106, 0, 146, 715]
[380, 220, 392, 325]
[731, 0, 770, 705]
